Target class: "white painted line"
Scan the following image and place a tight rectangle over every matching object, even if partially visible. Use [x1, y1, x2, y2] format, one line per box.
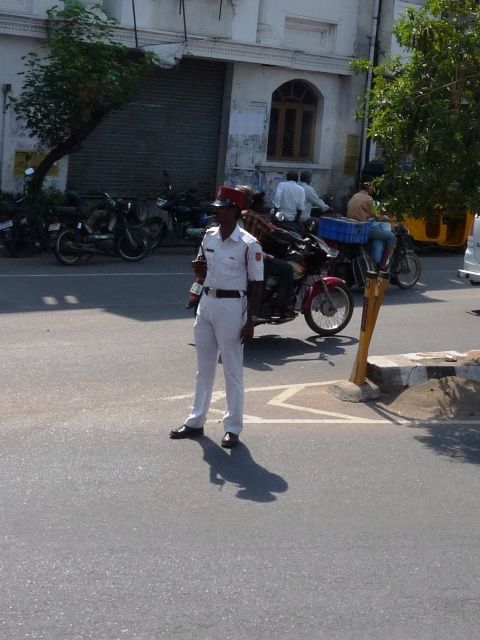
[0, 272, 191, 278]
[207, 417, 480, 425]
[42, 296, 58, 305]
[268, 385, 377, 422]
[206, 418, 392, 424]
[64, 295, 79, 304]
[163, 380, 341, 402]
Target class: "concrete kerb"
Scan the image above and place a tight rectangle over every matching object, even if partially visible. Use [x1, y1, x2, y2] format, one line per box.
[327, 350, 480, 404]
[366, 350, 480, 392]
[329, 379, 381, 403]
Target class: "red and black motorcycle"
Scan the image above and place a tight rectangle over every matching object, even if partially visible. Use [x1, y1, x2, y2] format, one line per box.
[254, 233, 354, 336]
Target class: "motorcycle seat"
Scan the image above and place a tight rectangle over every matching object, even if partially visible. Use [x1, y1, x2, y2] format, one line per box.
[52, 206, 86, 218]
[288, 231, 304, 241]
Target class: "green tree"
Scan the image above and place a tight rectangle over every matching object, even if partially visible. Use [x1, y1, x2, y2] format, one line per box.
[13, 0, 156, 196]
[357, 0, 480, 218]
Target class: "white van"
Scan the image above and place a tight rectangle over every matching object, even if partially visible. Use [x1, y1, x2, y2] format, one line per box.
[458, 214, 480, 286]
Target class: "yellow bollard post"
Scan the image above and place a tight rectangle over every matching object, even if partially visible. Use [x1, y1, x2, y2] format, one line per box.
[367, 270, 390, 349]
[350, 271, 378, 384]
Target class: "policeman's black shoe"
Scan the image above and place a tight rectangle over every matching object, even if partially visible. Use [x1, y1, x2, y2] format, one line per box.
[221, 432, 239, 448]
[273, 306, 296, 320]
[170, 425, 204, 439]
[280, 307, 296, 319]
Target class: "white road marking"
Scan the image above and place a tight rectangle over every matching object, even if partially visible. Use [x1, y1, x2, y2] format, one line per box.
[163, 380, 341, 402]
[0, 272, 191, 278]
[166, 380, 392, 425]
[42, 296, 58, 305]
[64, 295, 79, 304]
[268, 385, 379, 422]
[163, 380, 480, 426]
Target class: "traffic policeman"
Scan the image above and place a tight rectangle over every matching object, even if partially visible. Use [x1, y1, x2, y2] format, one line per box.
[170, 186, 264, 448]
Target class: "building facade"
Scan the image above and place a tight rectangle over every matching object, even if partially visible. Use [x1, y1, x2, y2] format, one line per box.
[0, 0, 422, 203]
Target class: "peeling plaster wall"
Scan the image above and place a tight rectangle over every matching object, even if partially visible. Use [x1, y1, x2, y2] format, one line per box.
[223, 62, 353, 206]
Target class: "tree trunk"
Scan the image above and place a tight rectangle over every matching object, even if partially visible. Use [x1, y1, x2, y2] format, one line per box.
[29, 107, 108, 197]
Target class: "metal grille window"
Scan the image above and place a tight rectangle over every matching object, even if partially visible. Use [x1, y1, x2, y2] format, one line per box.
[267, 80, 317, 161]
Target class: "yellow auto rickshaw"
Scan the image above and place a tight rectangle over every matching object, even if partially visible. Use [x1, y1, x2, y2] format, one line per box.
[401, 210, 474, 248]
[361, 160, 474, 249]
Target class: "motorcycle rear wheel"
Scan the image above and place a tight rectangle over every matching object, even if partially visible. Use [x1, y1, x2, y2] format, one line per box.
[390, 253, 421, 289]
[117, 229, 150, 262]
[54, 229, 82, 265]
[304, 283, 353, 336]
[143, 216, 167, 252]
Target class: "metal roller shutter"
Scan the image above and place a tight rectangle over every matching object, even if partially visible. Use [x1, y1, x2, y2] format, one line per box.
[68, 58, 226, 200]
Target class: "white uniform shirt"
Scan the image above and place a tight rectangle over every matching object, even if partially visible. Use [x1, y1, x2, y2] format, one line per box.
[299, 182, 329, 220]
[201, 224, 264, 291]
[273, 180, 305, 221]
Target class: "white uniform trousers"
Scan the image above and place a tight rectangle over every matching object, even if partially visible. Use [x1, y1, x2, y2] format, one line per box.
[184, 294, 246, 435]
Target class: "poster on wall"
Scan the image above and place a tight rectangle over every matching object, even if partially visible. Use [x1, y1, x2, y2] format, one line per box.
[14, 150, 59, 177]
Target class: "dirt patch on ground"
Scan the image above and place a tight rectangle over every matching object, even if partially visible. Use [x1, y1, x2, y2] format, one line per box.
[380, 376, 480, 420]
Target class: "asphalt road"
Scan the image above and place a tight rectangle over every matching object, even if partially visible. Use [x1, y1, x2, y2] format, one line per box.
[1, 250, 480, 639]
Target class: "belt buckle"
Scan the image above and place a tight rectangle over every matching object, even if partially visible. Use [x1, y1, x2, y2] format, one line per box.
[208, 287, 218, 297]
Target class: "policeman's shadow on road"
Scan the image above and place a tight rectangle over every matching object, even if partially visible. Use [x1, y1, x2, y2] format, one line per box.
[244, 334, 358, 372]
[196, 437, 288, 502]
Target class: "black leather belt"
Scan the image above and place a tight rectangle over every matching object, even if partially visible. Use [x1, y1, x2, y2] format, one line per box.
[204, 287, 245, 298]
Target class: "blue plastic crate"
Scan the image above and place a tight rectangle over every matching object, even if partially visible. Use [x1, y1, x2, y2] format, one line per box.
[316, 217, 372, 244]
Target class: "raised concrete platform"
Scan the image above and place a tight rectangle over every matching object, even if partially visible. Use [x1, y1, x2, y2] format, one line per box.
[367, 350, 480, 391]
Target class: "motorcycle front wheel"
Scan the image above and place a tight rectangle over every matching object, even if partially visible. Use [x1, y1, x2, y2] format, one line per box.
[304, 283, 353, 336]
[117, 229, 150, 262]
[54, 229, 82, 265]
[390, 252, 421, 289]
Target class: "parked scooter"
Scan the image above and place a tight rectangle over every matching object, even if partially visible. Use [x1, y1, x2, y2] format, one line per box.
[0, 198, 24, 256]
[156, 170, 212, 240]
[54, 193, 150, 265]
[0, 169, 53, 257]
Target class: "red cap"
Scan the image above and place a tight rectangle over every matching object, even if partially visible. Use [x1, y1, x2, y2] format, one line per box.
[211, 186, 247, 209]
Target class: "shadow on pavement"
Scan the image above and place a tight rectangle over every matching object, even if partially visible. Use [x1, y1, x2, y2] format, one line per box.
[414, 423, 480, 465]
[244, 334, 357, 371]
[196, 437, 288, 502]
[0, 253, 467, 320]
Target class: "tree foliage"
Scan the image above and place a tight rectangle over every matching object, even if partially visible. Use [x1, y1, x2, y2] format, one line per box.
[13, 0, 156, 195]
[359, 0, 480, 218]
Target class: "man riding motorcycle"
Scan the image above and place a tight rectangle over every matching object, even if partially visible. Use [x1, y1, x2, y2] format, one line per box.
[347, 183, 396, 271]
[236, 186, 303, 319]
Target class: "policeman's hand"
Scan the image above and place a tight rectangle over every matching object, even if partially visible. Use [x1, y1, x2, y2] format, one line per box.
[240, 319, 255, 344]
[191, 258, 207, 279]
